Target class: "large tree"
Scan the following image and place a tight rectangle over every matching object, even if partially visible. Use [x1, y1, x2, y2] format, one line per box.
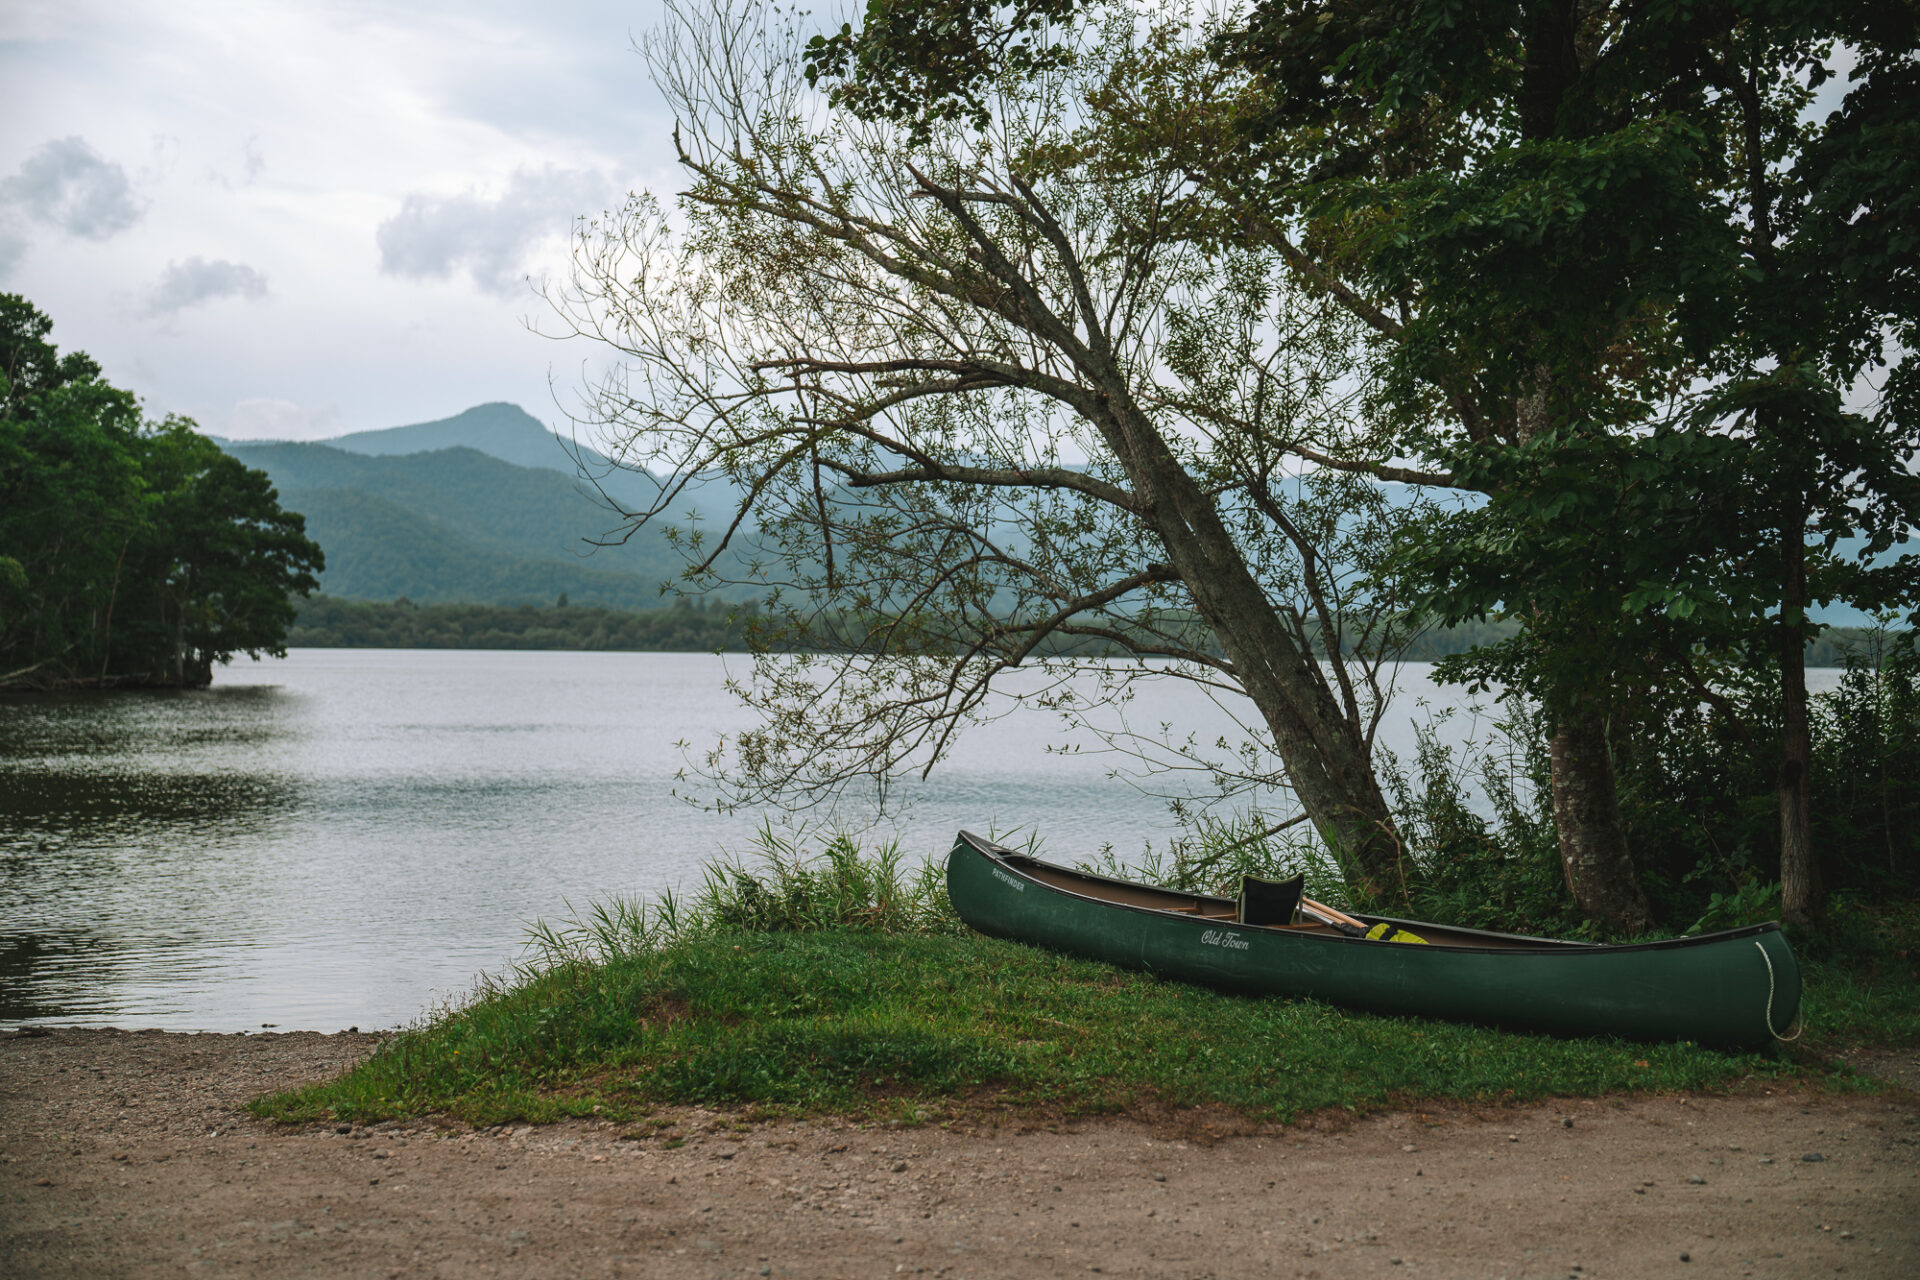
[804, 0, 1919, 931]
[1224, 0, 1918, 929]
[1700, 12, 1920, 926]
[0, 296, 324, 688]
[554, 1, 1428, 898]
[1219, 0, 1919, 929]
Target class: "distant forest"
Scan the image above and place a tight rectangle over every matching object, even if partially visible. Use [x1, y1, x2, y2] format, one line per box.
[290, 595, 747, 652]
[287, 595, 1898, 665]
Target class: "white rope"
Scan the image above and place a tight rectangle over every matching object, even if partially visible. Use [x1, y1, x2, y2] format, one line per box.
[1757, 940, 1802, 1042]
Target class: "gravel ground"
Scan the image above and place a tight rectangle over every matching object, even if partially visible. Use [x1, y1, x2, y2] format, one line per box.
[2, 1027, 1916, 1279]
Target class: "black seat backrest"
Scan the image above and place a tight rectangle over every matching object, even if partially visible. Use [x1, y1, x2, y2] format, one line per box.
[1238, 873, 1305, 926]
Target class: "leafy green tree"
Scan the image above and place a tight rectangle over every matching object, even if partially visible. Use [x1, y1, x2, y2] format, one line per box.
[123, 420, 325, 685]
[0, 295, 323, 688]
[1290, 1, 1920, 927]
[804, 0, 1919, 931]
[0, 316, 146, 683]
[1693, 17, 1920, 927]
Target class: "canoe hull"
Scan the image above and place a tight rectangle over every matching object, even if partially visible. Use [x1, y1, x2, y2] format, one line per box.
[946, 831, 1799, 1049]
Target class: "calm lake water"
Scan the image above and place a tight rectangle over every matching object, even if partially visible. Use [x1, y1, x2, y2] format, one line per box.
[0, 649, 1837, 1032]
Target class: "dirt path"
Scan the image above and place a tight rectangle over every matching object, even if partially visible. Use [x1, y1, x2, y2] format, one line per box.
[3, 1029, 1915, 1279]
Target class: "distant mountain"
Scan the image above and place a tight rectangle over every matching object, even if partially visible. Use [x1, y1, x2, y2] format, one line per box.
[325, 402, 583, 468]
[321, 402, 672, 513]
[206, 402, 764, 608]
[224, 440, 705, 608]
[220, 402, 1905, 624]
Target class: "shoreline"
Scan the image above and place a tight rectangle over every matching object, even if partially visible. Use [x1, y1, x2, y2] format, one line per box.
[5, 1028, 1917, 1278]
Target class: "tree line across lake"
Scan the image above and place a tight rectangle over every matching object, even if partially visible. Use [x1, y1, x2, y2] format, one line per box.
[286, 594, 1897, 668]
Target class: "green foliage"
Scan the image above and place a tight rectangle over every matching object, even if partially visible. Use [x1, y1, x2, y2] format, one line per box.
[1688, 882, 1785, 937]
[691, 827, 961, 937]
[1378, 702, 1581, 937]
[803, 1, 1081, 139]
[523, 825, 963, 966]
[1609, 633, 1920, 916]
[1811, 634, 1920, 892]
[0, 293, 104, 408]
[1, 296, 323, 687]
[1233, 0, 1920, 715]
[1074, 712, 1577, 935]
[1216, 0, 1918, 931]
[1338, 636, 1918, 938]
[1097, 630, 1917, 941]
[1396, 427, 1763, 713]
[1075, 808, 1359, 912]
[1795, 900, 1920, 1047]
[288, 595, 751, 651]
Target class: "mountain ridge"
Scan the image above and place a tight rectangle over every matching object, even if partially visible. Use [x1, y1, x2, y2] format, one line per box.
[214, 401, 1896, 625]
[221, 438, 696, 608]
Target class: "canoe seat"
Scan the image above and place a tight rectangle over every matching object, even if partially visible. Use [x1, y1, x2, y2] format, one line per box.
[1238, 872, 1305, 926]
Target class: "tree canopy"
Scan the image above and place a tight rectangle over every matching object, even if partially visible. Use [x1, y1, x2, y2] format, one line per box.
[784, 0, 1918, 930]
[0, 295, 324, 689]
[555, 0, 1917, 930]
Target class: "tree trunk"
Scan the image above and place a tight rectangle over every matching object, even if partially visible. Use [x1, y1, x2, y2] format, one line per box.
[182, 651, 214, 688]
[1549, 705, 1655, 934]
[169, 583, 188, 687]
[1513, 368, 1651, 933]
[1222, 617, 1404, 901]
[1113, 406, 1406, 903]
[96, 534, 132, 685]
[1777, 524, 1821, 929]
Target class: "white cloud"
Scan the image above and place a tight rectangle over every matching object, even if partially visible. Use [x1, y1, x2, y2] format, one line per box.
[1, 136, 143, 239]
[376, 166, 610, 296]
[145, 256, 268, 316]
[0, 1, 675, 436]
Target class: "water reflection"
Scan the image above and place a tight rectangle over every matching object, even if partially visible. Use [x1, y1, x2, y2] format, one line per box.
[2, 770, 300, 836]
[0, 931, 125, 1022]
[0, 928, 232, 1024]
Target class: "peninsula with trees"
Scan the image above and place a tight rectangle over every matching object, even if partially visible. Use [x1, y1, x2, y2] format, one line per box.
[0, 295, 323, 689]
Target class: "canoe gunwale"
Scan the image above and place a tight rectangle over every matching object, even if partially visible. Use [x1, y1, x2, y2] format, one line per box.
[956, 830, 1785, 957]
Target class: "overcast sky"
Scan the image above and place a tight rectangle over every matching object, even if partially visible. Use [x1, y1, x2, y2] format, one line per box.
[1, 0, 682, 440]
[2, 4, 1872, 449]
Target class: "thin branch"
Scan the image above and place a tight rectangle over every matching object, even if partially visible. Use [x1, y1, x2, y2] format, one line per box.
[1286, 443, 1457, 489]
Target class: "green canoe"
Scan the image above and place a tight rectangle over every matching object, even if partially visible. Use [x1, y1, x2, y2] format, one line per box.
[947, 830, 1800, 1049]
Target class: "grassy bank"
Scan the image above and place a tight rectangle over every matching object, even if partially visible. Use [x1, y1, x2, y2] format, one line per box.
[253, 835, 1914, 1130]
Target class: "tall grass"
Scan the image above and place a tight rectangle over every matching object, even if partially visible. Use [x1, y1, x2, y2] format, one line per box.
[521, 823, 962, 973]
[1076, 809, 1358, 911]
